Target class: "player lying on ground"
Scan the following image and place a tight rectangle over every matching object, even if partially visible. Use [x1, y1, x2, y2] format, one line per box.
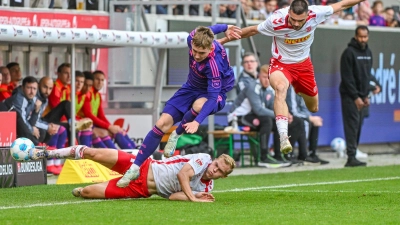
[30, 146, 235, 202]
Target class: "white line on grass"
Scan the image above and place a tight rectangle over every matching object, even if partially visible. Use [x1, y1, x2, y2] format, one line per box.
[213, 176, 400, 193]
[1, 176, 399, 210]
[247, 189, 400, 193]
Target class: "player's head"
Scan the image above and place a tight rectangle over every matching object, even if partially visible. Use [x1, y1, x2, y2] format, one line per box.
[22, 76, 38, 100]
[39, 76, 54, 98]
[75, 70, 85, 93]
[93, 70, 105, 91]
[191, 26, 215, 62]
[242, 52, 259, 76]
[204, 154, 235, 180]
[7, 62, 22, 83]
[83, 71, 94, 93]
[0, 66, 11, 84]
[355, 25, 369, 50]
[57, 63, 71, 85]
[259, 64, 270, 88]
[289, 0, 309, 31]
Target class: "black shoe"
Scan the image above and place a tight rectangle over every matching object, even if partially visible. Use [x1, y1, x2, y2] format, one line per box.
[259, 155, 292, 168]
[308, 154, 330, 165]
[303, 155, 321, 165]
[345, 158, 367, 167]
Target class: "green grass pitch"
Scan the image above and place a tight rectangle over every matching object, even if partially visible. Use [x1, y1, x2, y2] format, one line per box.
[1, 165, 399, 225]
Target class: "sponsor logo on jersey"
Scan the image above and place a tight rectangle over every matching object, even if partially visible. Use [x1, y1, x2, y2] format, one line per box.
[195, 159, 203, 168]
[212, 79, 221, 88]
[284, 34, 311, 45]
[306, 26, 312, 32]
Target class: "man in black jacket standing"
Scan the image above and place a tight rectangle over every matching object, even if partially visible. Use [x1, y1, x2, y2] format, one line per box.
[339, 26, 380, 167]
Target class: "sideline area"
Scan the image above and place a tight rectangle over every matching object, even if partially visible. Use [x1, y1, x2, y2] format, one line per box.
[46, 145, 400, 184]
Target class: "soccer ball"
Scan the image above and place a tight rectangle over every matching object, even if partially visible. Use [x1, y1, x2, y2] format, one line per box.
[10, 137, 35, 162]
[330, 137, 346, 157]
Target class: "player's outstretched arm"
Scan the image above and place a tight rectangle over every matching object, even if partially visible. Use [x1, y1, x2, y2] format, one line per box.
[218, 25, 258, 45]
[169, 192, 215, 202]
[224, 25, 242, 40]
[331, 0, 365, 13]
[176, 163, 214, 202]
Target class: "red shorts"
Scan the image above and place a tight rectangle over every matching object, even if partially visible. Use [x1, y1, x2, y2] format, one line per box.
[269, 57, 318, 97]
[105, 150, 152, 199]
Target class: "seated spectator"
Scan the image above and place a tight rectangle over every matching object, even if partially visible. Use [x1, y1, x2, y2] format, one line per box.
[286, 86, 329, 164]
[0, 66, 12, 101]
[82, 70, 136, 150]
[6, 62, 22, 92]
[248, 0, 267, 20]
[2, 76, 42, 145]
[228, 65, 291, 168]
[384, 7, 399, 27]
[144, 4, 167, 14]
[369, 0, 385, 26]
[262, 0, 278, 18]
[226, 4, 238, 18]
[236, 52, 259, 94]
[43, 62, 71, 118]
[35, 76, 69, 175]
[75, 71, 108, 148]
[278, 0, 290, 9]
[355, 2, 372, 25]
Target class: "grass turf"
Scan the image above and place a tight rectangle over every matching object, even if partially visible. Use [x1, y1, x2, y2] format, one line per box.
[1, 165, 399, 225]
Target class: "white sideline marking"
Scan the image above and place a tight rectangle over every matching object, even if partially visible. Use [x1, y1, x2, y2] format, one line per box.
[212, 176, 400, 193]
[1, 176, 399, 210]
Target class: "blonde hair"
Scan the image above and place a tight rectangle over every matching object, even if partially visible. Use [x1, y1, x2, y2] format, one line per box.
[192, 26, 214, 49]
[260, 64, 270, 74]
[218, 154, 236, 175]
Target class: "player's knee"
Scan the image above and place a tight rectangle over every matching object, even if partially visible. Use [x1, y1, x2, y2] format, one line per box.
[274, 83, 288, 96]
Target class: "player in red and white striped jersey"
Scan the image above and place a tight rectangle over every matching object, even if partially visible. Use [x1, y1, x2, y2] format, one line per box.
[29, 145, 235, 202]
[220, 0, 366, 155]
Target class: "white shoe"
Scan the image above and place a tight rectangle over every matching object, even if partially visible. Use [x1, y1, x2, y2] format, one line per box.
[280, 135, 292, 154]
[356, 149, 368, 158]
[72, 187, 83, 197]
[116, 164, 140, 188]
[163, 130, 181, 158]
[28, 148, 48, 161]
[75, 118, 93, 131]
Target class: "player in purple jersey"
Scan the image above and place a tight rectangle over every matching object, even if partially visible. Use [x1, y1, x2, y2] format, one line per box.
[116, 24, 241, 188]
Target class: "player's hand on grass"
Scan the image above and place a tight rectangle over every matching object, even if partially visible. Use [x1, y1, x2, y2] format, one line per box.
[225, 25, 242, 40]
[195, 192, 215, 202]
[183, 121, 200, 134]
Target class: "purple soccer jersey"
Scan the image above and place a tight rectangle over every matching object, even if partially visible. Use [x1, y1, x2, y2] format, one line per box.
[164, 24, 235, 124]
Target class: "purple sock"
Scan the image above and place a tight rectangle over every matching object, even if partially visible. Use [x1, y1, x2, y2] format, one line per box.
[124, 134, 136, 149]
[79, 130, 93, 146]
[92, 137, 107, 148]
[134, 126, 164, 167]
[102, 136, 118, 149]
[115, 132, 132, 149]
[175, 108, 198, 135]
[56, 126, 68, 148]
[47, 133, 59, 147]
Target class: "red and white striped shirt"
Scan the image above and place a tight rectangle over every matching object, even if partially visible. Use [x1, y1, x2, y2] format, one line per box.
[151, 153, 213, 199]
[257, 5, 333, 63]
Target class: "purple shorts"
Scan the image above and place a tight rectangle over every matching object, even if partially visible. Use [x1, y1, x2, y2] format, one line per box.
[163, 87, 226, 124]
